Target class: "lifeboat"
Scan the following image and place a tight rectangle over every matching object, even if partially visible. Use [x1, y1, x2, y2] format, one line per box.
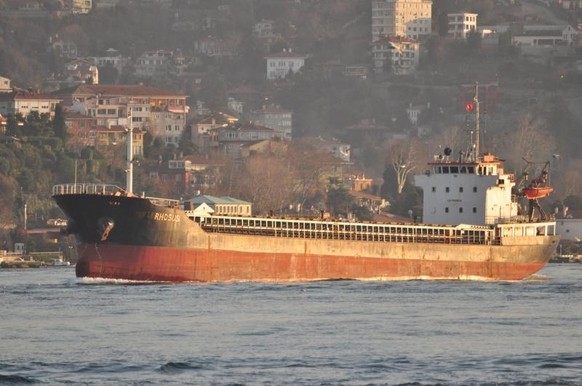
[523, 186, 553, 200]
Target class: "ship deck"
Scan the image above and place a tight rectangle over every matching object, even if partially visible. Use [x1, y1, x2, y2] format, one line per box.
[52, 183, 557, 247]
[194, 215, 500, 245]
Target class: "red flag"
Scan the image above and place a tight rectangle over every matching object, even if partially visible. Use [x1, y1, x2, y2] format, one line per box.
[465, 102, 474, 112]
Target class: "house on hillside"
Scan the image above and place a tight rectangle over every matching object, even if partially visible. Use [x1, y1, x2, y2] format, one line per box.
[372, 36, 420, 75]
[447, 12, 478, 40]
[45, 59, 98, 90]
[194, 36, 238, 58]
[63, 111, 97, 151]
[512, 24, 579, 60]
[217, 123, 276, 159]
[265, 49, 306, 80]
[0, 77, 11, 92]
[86, 48, 130, 74]
[191, 112, 238, 153]
[0, 89, 62, 118]
[250, 104, 293, 140]
[52, 83, 188, 143]
[51, 38, 78, 60]
[134, 50, 173, 78]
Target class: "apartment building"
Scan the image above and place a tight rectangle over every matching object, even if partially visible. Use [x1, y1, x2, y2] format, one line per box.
[372, 35, 420, 75]
[250, 104, 293, 140]
[448, 12, 478, 40]
[372, 0, 433, 42]
[53, 83, 188, 144]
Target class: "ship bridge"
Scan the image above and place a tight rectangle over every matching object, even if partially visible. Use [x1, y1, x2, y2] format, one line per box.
[415, 152, 517, 226]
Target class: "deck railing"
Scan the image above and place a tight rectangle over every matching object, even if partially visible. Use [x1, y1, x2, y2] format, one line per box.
[52, 183, 181, 207]
[52, 183, 121, 196]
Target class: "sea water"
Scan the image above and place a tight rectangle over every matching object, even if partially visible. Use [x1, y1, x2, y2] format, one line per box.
[0, 264, 581, 385]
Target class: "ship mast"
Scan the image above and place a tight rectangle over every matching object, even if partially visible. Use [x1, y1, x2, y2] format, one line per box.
[473, 83, 480, 161]
[126, 107, 133, 194]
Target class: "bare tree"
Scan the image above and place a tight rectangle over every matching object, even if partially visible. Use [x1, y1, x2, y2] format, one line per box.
[288, 140, 337, 211]
[553, 158, 582, 199]
[385, 138, 426, 195]
[503, 112, 556, 171]
[238, 155, 296, 215]
[428, 125, 466, 160]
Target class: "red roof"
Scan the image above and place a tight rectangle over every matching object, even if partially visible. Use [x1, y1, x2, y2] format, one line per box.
[0, 90, 62, 102]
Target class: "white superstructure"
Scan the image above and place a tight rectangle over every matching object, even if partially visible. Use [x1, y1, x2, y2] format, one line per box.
[415, 153, 518, 225]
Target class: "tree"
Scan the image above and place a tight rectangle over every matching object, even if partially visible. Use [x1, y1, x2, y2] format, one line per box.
[384, 138, 425, 195]
[53, 104, 67, 142]
[499, 112, 556, 172]
[98, 64, 119, 84]
[288, 139, 335, 211]
[0, 174, 17, 225]
[237, 155, 296, 215]
[6, 114, 21, 137]
[326, 177, 353, 218]
[564, 195, 582, 211]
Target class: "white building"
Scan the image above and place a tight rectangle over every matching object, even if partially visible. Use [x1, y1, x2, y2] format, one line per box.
[448, 12, 478, 40]
[512, 24, 579, 60]
[415, 153, 517, 225]
[372, 36, 420, 75]
[265, 49, 306, 80]
[253, 19, 275, 38]
[371, 0, 433, 42]
[0, 90, 62, 118]
[512, 24, 578, 47]
[135, 50, 173, 78]
[86, 48, 129, 73]
[0, 77, 11, 93]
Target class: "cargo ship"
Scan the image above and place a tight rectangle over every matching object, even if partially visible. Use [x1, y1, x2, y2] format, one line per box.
[52, 92, 559, 282]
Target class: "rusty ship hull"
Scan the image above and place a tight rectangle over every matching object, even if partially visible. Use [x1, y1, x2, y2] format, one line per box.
[53, 188, 559, 283]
